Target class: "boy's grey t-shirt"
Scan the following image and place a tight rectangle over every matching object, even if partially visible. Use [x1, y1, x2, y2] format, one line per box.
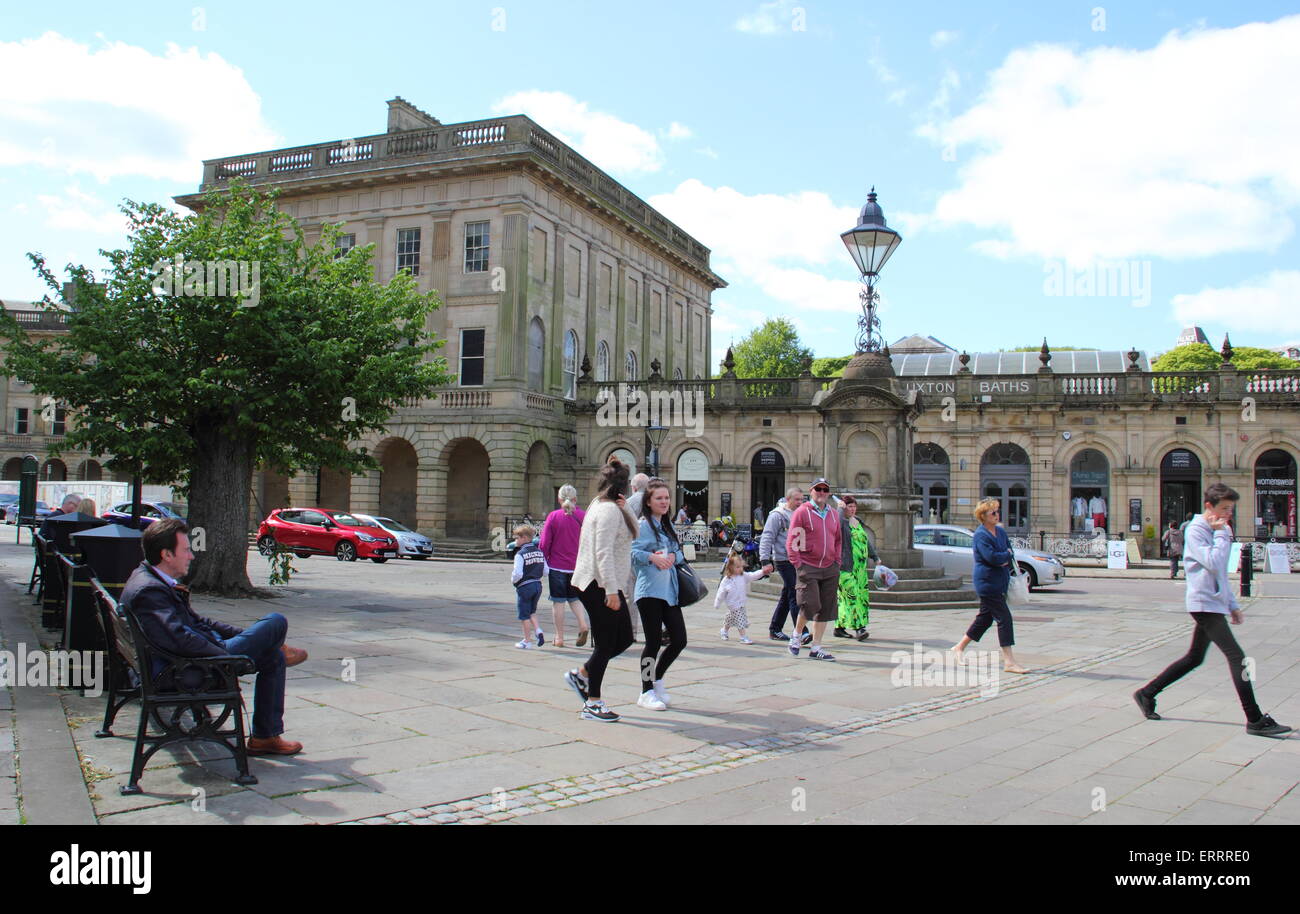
[1182, 514, 1239, 614]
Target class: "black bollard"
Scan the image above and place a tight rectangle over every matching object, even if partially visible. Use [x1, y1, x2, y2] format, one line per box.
[1240, 543, 1253, 598]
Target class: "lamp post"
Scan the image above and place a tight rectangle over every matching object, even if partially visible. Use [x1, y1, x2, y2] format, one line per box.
[646, 424, 669, 478]
[840, 187, 902, 353]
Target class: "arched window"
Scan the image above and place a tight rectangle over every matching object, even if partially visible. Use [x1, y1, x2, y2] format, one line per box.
[980, 443, 1030, 534]
[625, 350, 638, 381]
[913, 443, 950, 524]
[562, 330, 578, 399]
[673, 368, 683, 380]
[596, 341, 610, 382]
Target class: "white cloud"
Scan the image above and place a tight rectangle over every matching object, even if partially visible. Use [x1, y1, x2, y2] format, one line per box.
[493, 90, 663, 175]
[650, 179, 877, 316]
[666, 122, 692, 140]
[697, 146, 720, 160]
[735, 0, 799, 35]
[0, 32, 279, 183]
[924, 17, 1300, 264]
[1171, 271, 1300, 334]
[914, 66, 961, 143]
[36, 185, 128, 235]
[930, 30, 960, 49]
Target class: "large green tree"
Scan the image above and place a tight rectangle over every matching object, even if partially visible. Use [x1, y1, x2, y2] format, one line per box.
[731, 317, 813, 378]
[1151, 343, 1299, 372]
[1, 181, 449, 596]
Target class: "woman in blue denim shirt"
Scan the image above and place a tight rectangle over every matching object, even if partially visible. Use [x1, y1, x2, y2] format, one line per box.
[632, 481, 687, 711]
[951, 498, 1029, 674]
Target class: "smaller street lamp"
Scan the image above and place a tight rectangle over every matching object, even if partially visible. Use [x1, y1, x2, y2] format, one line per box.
[646, 424, 669, 478]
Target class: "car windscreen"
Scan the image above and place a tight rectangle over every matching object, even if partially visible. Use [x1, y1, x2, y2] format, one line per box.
[331, 513, 376, 527]
[158, 502, 188, 518]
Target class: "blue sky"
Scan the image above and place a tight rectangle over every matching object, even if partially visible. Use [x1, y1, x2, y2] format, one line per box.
[3, 0, 1299, 371]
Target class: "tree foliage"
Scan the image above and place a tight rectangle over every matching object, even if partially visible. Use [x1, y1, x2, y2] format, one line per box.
[0, 180, 450, 595]
[1151, 343, 1299, 372]
[731, 317, 813, 378]
[811, 355, 852, 377]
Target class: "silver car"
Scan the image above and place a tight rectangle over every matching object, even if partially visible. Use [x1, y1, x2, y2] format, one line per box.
[353, 514, 434, 559]
[913, 524, 1066, 588]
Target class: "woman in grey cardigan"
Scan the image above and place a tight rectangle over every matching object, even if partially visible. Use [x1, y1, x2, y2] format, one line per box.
[563, 460, 639, 723]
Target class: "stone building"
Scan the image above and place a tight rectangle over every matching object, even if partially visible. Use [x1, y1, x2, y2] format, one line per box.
[5, 97, 1299, 563]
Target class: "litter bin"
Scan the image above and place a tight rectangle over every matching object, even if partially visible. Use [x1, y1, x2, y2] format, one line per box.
[73, 523, 145, 602]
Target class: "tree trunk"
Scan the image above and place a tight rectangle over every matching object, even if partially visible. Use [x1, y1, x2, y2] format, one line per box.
[186, 423, 261, 597]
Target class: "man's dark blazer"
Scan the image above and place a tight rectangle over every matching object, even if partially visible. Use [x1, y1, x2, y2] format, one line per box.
[120, 562, 243, 657]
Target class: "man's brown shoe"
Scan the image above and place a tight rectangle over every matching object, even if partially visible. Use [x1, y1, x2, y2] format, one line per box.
[246, 736, 303, 756]
[281, 645, 308, 667]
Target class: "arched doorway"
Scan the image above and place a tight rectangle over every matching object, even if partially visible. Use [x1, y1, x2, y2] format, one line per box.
[914, 443, 950, 524]
[77, 460, 103, 481]
[524, 441, 553, 519]
[607, 448, 636, 475]
[676, 448, 709, 522]
[445, 438, 489, 537]
[527, 317, 545, 391]
[41, 459, 67, 481]
[316, 466, 352, 511]
[750, 448, 785, 525]
[1069, 448, 1110, 533]
[2, 458, 22, 480]
[1253, 448, 1297, 538]
[378, 438, 419, 530]
[981, 443, 1030, 535]
[1160, 448, 1201, 530]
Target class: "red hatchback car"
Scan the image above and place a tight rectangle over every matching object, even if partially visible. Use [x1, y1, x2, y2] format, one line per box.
[256, 508, 398, 563]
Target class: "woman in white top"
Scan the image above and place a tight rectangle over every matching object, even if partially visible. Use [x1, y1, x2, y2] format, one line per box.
[563, 460, 638, 723]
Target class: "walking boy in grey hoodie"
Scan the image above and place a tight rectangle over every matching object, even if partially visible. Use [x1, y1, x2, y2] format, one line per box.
[1134, 483, 1290, 737]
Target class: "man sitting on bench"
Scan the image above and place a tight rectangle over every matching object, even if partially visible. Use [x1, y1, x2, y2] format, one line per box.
[121, 517, 308, 755]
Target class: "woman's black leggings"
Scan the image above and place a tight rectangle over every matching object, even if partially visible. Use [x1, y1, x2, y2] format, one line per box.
[966, 592, 1015, 647]
[636, 597, 687, 691]
[578, 582, 634, 699]
[1142, 612, 1262, 722]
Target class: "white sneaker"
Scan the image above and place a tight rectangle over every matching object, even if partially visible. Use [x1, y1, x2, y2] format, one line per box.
[637, 690, 667, 711]
[515, 640, 534, 650]
[719, 628, 730, 640]
[652, 680, 671, 707]
[739, 635, 753, 644]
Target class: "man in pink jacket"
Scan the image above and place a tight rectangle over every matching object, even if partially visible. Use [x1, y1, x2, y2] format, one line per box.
[786, 478, 843, 661]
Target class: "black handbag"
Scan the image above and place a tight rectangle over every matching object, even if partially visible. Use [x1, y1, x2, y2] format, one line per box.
[676, 561, 708, 607]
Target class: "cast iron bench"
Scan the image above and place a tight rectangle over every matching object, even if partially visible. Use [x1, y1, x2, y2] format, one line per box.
[90, 579, 259, 795]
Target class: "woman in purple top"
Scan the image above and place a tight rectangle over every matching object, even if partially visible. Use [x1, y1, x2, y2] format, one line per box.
[540, 484, 591, 648]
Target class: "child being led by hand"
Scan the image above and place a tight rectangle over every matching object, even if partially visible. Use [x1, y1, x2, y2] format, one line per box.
[510, 525, 547, 649]
[716, 554, 773, 644]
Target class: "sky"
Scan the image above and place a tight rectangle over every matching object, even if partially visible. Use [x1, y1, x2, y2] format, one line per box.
[2, 0, 1299, 373]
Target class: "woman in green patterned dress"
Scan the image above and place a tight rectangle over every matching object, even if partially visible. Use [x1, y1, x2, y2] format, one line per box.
[835, 495, 878, 641]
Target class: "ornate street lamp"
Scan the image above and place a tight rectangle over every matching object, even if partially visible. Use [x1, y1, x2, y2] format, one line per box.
[646, 424, 669, 478]
[840, 187, 902, 353]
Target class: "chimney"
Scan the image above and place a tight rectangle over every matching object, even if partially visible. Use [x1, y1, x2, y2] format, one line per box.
[387, 96, 442, 133]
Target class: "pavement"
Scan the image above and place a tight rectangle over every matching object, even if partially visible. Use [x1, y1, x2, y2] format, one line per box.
[1, 541, 1297, 825]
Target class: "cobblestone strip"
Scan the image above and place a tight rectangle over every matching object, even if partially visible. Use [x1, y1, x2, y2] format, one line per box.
[337, 623, 1192, 825]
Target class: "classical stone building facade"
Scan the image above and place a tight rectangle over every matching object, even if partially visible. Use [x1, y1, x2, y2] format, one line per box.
[6, 98, 1298, 564]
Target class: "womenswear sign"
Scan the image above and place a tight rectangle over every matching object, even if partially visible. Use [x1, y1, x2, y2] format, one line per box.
[1106, 540, 1128, 569]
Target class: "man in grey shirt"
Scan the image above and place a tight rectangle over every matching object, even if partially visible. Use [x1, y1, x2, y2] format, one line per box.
[1135, 483, 1290, 737]
[760, 486, 808, 643]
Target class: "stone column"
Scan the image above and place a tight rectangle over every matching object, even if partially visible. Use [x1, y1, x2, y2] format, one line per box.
[615, 258, 628, 378]
[428, 217, 451, 351]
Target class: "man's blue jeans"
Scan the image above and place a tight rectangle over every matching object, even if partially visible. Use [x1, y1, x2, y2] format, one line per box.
[221, 613, 288, 739]
[768, 560, 800, 634]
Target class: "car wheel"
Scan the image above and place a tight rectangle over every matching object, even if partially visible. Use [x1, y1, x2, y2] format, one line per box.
[335, 541, 358, 562]
[294, 551, 312, 559]
[1018, 562, 1039, 589]
[257, 535, 278, 556]
[370, 557, 388, 564]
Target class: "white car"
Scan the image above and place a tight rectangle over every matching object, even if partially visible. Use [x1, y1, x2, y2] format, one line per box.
[352, 514, 434, 559]
[913, 524, 1066, 588]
